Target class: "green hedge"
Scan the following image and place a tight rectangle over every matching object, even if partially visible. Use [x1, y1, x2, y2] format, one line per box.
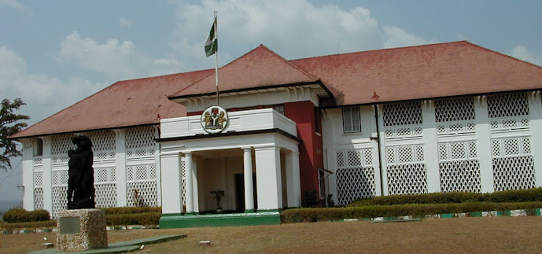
[349, 188, 542, 207]
[0, 220, 57, 230]
[282, 202, 542, 223]
[105, 212, 161, 226]
[2, 208, 50, 223]
[100, 207, 161, 215]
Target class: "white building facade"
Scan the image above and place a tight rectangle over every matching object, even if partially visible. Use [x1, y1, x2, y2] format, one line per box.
[12, 41, 542, 226]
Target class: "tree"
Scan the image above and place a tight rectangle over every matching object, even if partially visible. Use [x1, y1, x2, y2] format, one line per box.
[1, 98, 29, 171]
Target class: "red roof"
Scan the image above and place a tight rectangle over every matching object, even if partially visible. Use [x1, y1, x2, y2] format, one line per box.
[11, 41, 542, 139]
[11, 70, 212, 139]
[291, 41, 542, 105]
[170, 45, 319, 99]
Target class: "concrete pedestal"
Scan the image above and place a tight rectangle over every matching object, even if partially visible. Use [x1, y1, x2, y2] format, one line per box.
[57, 209, 108, 252]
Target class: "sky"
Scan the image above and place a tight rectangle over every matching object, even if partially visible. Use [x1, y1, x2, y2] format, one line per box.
[1, 0, 541, 201]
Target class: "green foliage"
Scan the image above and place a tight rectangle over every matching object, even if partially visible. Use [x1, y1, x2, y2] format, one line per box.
[281, 202, 542, 223]
[105, 212, 161, 226]
[1, 98, 29, 171]
[0, 220, 56, 231]
[349, 188, 542, 207]
[2, 208, 50, 223]
[100, 206, 161, 215]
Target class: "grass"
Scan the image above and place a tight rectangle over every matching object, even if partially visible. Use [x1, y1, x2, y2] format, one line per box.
[2, 216, 542, 253]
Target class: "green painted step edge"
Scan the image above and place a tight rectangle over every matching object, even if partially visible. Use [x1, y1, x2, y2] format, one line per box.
[108, 234, 185, 248]
[159, 213, 280, 228]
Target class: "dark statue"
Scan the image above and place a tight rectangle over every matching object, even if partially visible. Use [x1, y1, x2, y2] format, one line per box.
[67, 135, 95, 209]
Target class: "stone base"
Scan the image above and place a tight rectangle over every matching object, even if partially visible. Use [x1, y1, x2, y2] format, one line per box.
[57, 209, 108, 252]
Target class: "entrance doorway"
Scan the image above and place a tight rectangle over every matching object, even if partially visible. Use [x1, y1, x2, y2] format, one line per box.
[234, 173, 257, 212]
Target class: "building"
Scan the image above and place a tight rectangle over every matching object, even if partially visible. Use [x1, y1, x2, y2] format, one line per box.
[11, 41, 542, 227]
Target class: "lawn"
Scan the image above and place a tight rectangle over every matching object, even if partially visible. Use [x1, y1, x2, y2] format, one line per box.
[2, 216, 542, 254]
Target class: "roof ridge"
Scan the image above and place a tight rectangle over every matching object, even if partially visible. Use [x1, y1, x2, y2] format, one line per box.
[168, 69, 218, 98]
[462, 41, 542, 70]
[289, 40, 469, 62]
[254, 44, 320, 81]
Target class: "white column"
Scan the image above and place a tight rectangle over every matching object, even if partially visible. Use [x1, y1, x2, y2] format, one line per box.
[528, 92, 542, 187]
[475, 96, 494, 193]
[42, 137, 53, 213]
[114, 129, 127, 207]
[422, 100, 441, 193]
[376, 104, 389, 196]
[192, 158, 199, 213]
[243, 147, 255, 211]
[21, 140, 34, 210]
[184, 152, 194, 213]
[153, 126, 162, 207]
[255, 146, 282, 210]
[159, 152, 181, 214]
[285, 150, 301, 208]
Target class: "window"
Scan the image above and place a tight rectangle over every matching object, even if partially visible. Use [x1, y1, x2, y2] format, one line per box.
[33, 138, 43, 157]
[342, 106, 361, 133]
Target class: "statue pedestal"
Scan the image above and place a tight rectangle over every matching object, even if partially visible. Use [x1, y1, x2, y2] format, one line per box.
[57, 209, 108, 252]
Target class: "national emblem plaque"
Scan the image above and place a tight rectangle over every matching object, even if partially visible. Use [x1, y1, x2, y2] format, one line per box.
[201, 106, 228, 134]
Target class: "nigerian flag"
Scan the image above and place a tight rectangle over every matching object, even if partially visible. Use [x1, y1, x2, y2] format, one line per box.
[205, 17, 218, 57]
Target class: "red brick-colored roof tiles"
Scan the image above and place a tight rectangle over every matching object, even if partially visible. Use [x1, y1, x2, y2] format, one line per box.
[170, 44, 319, 99]
[10, 70, 212, 139]
[11, 41, 542, 139]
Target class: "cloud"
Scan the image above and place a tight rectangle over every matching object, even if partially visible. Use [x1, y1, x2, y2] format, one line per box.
[57, 32, 183, 81]
[119, 18, 133, 28]
[0, 46, 103, 126]
[510, 45, 542, 66]
[167, 0, 434, 69]
[0, 0, 22, 9]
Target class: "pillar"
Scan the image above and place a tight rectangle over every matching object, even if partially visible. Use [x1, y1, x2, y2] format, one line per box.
[255, 146, 282, 210]
[285, 150, 301, 207]
[114, 129, 127, 207]
[528, 92, 542, 187]
[21, 140, 33, 210]
[475, 96, 494, 193]
[243, 147, 254, 212]
[192, 158, 199, 214]
[159, 152, 181, 214]
[184, 152, 194, 213]
[42, 137, 52, 213]
[422, 100, 441, 192]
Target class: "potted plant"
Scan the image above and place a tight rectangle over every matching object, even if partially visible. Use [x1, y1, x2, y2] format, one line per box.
[210, 190, 225, 213]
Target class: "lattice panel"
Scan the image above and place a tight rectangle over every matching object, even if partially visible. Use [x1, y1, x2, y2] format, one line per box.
[383, 101, 422, 127]
[33, 188, 43, 210]
[126, 126, 156, 158]
[493, 156, 535, 191]
[52, 170, 68, 186]
[438, 141, 478, 161]
[127, 181, 158, 207]
[336, 167, 376, 206]
[490, 118, 529, 130]
[435, 97, 475, 122]
[127, 164, 156, 181]
[437, 122, 476, 135]
[491, 137, 531, 157]
[94, 183, 117, 208]
[51, 134, 74, 163]
[336, 149, 374, 168]
[439, 160, 482, 192]
[88, 130, 116, 161]
[51, 186, 68, 218]
[33, 171, 43, 187]
[488, 92, 529, 119]
[94, 167, 116, 183]
[385, 145, 424, 164]
[33, 156, 43, 166]
[179, 159, 186, 206]
[387, 163, 428, 195]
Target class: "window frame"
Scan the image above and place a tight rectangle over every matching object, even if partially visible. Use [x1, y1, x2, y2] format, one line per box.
[342, 106, 361, 133]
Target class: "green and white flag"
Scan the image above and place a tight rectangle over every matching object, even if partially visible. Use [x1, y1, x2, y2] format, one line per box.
[205, 17, 218, 57]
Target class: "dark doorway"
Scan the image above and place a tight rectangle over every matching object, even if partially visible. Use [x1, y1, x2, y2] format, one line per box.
[234, 173, 258, 212]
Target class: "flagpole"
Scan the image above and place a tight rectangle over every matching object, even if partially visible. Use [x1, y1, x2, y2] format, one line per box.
[214, 10, 219, 106]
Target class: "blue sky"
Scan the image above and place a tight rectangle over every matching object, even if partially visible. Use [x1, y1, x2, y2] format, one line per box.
[1, 0, 541, 201]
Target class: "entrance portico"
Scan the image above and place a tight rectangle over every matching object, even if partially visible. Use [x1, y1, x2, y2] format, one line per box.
[158, 108, 301, 227]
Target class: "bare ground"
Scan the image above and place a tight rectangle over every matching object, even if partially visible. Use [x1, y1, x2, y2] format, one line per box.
[2, 216, 542, 254]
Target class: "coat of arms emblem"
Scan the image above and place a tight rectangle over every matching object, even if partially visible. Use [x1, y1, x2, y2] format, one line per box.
[201, 106, 228, 134]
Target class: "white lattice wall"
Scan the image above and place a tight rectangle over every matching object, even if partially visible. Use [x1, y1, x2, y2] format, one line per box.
[88, 130, 116, 161]
[335, 148, 376, 205]
[438, 141, 481, 192]
[126, 126, 156, 159]
[179, 159, 186, 208]
[51, 168, 68, 217]
[33, 167, 44, 210]
[51, 134, 74, 164]
[94, 167, 117, 208]
[126, 164, 158, 207]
